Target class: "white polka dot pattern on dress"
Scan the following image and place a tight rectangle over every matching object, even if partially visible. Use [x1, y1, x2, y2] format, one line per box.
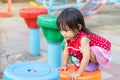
[66, 31, 111, 62]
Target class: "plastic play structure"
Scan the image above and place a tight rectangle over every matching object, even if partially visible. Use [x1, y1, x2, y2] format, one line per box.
[35, 0, 68, 7]
[19, 8, 48, 56]
[30, 0, 85, 12]
[0, 0, 12, 17]
[80, 0, 109, 20]
[37, 14, 64, 67]
[30, 0, 109, 20]
[3, 62, 102, 80]
[48, 0, 109, 20]
[3, 62, 60, 80]
[108, 0, 120, 4]
[60, 66, 102, 80]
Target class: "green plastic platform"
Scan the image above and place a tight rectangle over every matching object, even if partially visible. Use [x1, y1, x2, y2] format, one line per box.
[37, 14, 64, 43]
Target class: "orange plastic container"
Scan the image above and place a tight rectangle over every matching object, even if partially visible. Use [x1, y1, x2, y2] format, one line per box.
[60, 66, 102, 80]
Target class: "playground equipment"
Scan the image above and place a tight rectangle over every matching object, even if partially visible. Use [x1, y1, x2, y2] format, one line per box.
[48, 2, 84, 12]
[108, 0, 120, 5]
[29, 1, 44, 8]
[112, 0, 120, 7]
[19, 8, 48, 56]
[35, 0, 67, 7]
[30, 0, 85, 12]
[37, 14, 64, 67]
[3, 62, 60, 80]
[60, 65, 102, 80]
[80, 0, 109, 20]
[0, 0, 12, 17]
[31, 0, 109, 19]
[42, 0, 108, 20]
[108, 0, 117, 4]
[44, 0, 84, 12]
[52, 0, 108, 20]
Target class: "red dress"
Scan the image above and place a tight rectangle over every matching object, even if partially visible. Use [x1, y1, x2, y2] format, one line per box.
[67, 31, 111, 68]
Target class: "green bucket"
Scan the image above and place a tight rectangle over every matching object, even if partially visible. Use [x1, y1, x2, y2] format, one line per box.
[37, 14, 64, 43]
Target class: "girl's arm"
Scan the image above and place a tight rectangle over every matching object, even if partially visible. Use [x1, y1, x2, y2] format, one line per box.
[62, 44, 69, 66]
[68, 36, 90, 80]
[58, 44, 69, 71]
[77, 36, 90, 75]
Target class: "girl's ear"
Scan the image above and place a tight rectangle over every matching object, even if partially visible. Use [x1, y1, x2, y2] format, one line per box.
[78, 24, 82, 30]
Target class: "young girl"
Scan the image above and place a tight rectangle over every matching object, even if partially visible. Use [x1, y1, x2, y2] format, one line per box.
[57, 7, 112, 80]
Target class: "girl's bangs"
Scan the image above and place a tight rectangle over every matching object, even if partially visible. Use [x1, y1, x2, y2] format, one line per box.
[59, 22, 68, 30]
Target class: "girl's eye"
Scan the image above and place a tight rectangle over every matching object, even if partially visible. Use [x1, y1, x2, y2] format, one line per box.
[64, 29, 69, 31]
[60, 29, 69, 32]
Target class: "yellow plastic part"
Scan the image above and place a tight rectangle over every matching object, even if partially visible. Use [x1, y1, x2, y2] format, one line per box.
[29, 1, 44, 8]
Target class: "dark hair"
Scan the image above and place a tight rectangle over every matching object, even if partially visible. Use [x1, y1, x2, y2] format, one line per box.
[57, 7, 91, 35]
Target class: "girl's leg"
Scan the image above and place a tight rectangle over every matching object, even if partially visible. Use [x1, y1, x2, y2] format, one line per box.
[90, 50, 98, 64]
[85, 50, 98, 71]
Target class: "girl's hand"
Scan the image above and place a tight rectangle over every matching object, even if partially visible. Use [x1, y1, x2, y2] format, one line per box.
[68, 71, 80, 80]
[58, 65, 68, 71]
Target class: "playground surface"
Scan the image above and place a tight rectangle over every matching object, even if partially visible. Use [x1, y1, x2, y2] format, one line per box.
[0, 2, 120, 80]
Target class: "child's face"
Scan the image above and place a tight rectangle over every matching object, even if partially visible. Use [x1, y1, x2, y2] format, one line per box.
[60, 26, 77, 41]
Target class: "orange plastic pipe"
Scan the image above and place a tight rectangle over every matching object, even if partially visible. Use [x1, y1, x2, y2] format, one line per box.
[0, 0, 12, 17]
[60, 66, 102, 80]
